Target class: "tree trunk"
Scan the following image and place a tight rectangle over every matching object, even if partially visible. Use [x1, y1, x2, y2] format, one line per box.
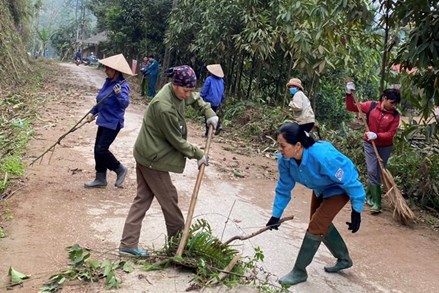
[380, 0, 391, 93]
[246, 54, 256, 100]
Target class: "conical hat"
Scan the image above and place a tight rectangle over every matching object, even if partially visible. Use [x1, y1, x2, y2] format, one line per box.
[206, 64, 224, 78]
[99, 54, 136, 76]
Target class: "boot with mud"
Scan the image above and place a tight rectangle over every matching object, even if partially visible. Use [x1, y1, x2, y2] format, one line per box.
[114, 164, 127, 187]
[323, 224, 353, 273]
[84, 171, 107, 188]
[370, 185, 382, 214]
[279, 232, 322, 286]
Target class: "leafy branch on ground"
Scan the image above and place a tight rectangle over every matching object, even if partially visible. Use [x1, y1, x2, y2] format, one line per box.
[37, 219, 284, 292]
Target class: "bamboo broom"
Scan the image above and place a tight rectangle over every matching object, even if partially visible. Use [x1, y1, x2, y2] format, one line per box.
[351, 91, 416, 225]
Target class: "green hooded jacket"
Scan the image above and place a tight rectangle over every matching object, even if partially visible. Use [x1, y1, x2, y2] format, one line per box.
[133, 82, 216, 173]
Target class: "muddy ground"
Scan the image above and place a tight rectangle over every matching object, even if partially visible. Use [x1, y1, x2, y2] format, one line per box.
[0, 63, 438, 293]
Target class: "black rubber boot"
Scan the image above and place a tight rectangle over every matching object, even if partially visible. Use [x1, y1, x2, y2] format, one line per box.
[84, 171, 107, 188]
[323, 224, 353, 273]
[114, 164, 127, 187]
[279, 232, 322, 286]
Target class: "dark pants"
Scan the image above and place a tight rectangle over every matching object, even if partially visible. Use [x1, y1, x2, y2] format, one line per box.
[308, 192, 349, 236]
[94, 125, 121, 172]
[363, 141, 392, 185]
[205, 105, 221, 136]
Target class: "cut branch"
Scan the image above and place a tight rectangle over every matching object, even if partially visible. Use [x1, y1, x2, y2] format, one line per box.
[223, 215, 294, 245]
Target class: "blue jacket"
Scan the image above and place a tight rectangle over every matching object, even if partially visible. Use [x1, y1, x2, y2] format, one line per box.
[91, 76, 130, 130]
[145, 59, 159, 77]
[272, 141, 365, 218]
[200, 76, 224, 107]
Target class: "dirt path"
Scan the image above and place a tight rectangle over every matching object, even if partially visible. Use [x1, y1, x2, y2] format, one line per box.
[1, 63, 439, 293]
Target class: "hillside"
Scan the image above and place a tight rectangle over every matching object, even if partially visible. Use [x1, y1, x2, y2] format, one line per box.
[0, 0, 29, 87]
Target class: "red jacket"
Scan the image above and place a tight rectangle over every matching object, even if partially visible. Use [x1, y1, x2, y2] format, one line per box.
[345, 94, 400, 147]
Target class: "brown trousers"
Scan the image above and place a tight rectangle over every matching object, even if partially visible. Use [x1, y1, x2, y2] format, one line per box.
[120, 163, 185, 249]
[308, 192, 349, 236]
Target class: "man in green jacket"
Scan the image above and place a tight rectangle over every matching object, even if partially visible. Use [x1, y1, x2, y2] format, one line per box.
[119, 65, 219, 257]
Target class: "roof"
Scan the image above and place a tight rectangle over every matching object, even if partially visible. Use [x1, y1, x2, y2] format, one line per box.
[82, 31, 107, 45]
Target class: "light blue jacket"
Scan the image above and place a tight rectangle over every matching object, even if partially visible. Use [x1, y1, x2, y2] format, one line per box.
[272, 141, 365, 218]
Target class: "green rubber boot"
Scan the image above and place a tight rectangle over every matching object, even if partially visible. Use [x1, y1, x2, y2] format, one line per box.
[370, 185, 382, 214]
[279, 232, 322, 286]
[365, 184, 374, 206]
[323, 224, 353, 273]
[84, 171, 107, 188]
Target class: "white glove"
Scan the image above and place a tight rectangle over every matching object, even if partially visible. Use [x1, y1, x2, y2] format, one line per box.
[346, 82, 356, 94]
[86, 113, 96, 123]
[206, 116, 219, 129]
[366, 131, 377, 141]
[113, 84, 122, 95]
[197, 155, 209, 169]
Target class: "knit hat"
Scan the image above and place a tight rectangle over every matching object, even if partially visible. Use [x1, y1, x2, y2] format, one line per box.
[286, 78, 304, 90]
[172, 65, 197, 88]
[99, 54, 136, 76]
[206, 64, 224, 78]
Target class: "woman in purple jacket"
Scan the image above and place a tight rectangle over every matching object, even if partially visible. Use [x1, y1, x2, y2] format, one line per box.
[84, 54, 134, 188]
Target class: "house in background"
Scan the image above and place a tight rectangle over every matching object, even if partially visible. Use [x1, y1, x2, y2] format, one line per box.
[81, 31, 107, 59]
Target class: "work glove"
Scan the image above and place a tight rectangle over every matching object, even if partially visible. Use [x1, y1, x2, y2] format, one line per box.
[266, 216, 281, 230]
[113, 84, 122, 95]
[197, 155, 209, 169]
[346, 210, 361, 233]
[206, 116, 219, 130]
[346, 82, 356, 94]
[365, 131, 377, 141]
[86, 113, 96, 123]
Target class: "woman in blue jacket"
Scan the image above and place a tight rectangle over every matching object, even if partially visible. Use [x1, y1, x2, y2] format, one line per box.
[266, 122, 365, 286]
[84, 54, 134, 188]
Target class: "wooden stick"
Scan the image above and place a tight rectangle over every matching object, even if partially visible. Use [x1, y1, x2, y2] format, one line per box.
[176, 124, 214, 257]
[29, 80, 127, 166]
[222, 215, 295, 245]
[206, 254, 241, 286]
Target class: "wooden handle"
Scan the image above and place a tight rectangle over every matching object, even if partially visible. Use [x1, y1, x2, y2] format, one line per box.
[351, 92, 385, 169]
[176, 124, 214, 257]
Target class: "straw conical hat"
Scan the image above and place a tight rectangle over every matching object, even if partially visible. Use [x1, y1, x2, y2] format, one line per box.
[206, 64, 224, 78]
[99, 54, 136, 76]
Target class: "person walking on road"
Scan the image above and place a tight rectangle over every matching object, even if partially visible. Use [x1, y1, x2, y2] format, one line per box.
[345, 82, 401, 214]
[266, 122, 365, 286]
[200, 64, 225, 136]
[286, 78, 315, 133]
[84, 54, 134, 189]
[119, 65, 219, 257]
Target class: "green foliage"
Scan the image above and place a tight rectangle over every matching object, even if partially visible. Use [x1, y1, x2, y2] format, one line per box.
[0, 226, 5, 238]
[8, 267, 30, 286]
[163, 219, 269, 288]
[40, 244, 122, 292]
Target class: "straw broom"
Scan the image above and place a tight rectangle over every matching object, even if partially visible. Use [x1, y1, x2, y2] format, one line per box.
[351, 91, 416, 225]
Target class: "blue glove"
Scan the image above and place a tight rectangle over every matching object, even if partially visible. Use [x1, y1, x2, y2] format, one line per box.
[266, 216, 280, 230]
[346, 211, 361, 233]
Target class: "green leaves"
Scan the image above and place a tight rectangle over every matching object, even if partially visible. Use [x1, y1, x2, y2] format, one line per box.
[8, 267, 30, 286]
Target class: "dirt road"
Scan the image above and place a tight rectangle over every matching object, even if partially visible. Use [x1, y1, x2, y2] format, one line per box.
[1, 63, 438, 292]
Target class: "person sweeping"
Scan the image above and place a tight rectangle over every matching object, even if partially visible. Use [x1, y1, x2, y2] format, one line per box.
[84, 54, 134, 188]
[266, 122, 365, 286]
[345, 82, 401, 214]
